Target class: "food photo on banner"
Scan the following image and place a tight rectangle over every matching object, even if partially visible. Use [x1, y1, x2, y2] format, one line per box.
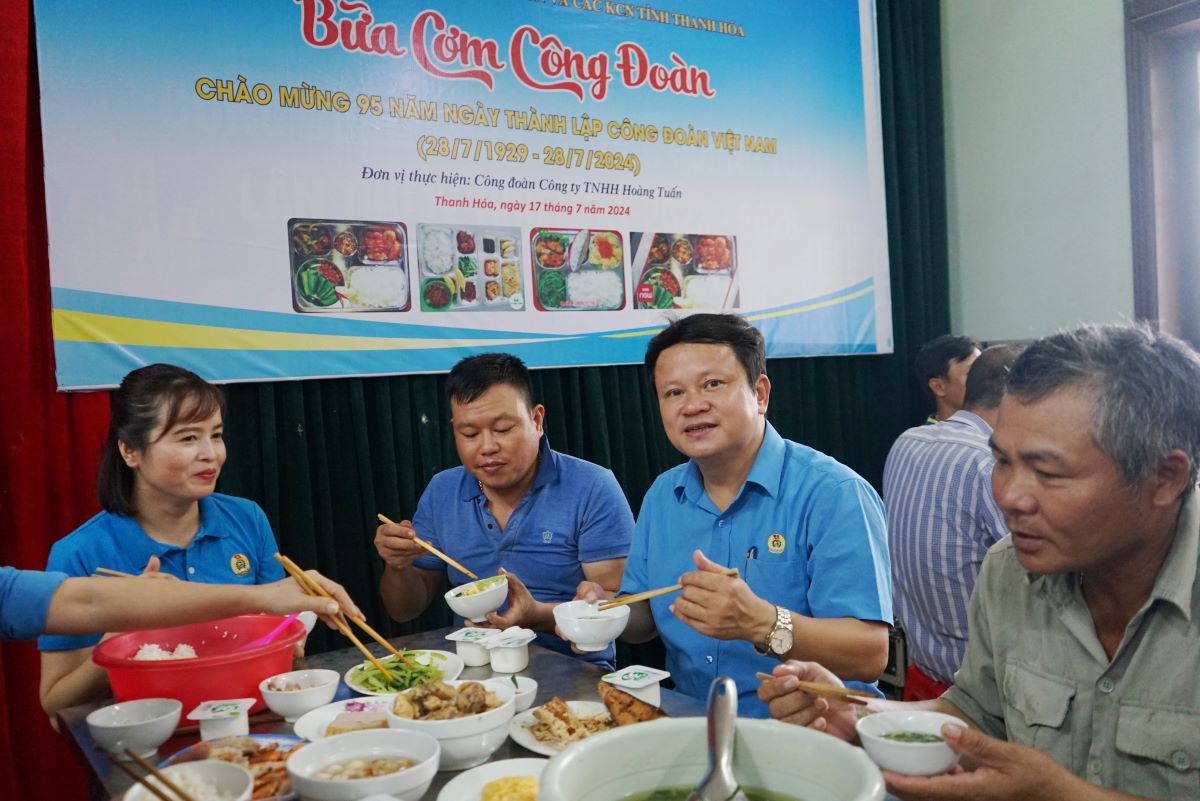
[34, 0, 893, 388]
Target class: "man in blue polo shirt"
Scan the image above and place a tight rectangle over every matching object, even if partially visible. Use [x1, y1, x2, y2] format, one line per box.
[583, 314, 891, 716]
[375, 353, 633, 668]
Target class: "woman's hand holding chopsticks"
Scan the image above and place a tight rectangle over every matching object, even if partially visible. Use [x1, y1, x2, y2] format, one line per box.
[260, 569, 362, 628]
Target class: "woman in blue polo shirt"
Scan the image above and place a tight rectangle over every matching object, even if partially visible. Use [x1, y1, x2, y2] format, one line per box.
[38, 364, 285, 716]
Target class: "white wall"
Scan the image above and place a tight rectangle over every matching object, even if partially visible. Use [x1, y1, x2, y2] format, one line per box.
[941, 0, 1134, 341]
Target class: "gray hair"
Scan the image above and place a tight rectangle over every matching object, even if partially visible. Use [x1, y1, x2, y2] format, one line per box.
[1006, 323, 1200, 497]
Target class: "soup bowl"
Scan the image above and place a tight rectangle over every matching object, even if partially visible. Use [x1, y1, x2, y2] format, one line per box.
[385, 678, 515, 770]
[539, 717, 884, 801]
[553, 600, 629, 652]
[855, 710, 961, 776]
[444, 575, 508, 623]
[86, 697, 182, 760]
[287, 728, 440, 801]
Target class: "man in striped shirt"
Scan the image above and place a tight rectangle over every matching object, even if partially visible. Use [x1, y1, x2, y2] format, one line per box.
[883, 344, 1021, 699]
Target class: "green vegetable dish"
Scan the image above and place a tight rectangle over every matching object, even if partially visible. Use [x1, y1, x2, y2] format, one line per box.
[349, 652, 444, 693]
[624, 789, 799, 801]
[538, 269, 567, 309]
[880, 731, 944, 744]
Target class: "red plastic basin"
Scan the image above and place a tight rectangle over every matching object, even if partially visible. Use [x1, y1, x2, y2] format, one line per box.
[92, 614, 305, 717]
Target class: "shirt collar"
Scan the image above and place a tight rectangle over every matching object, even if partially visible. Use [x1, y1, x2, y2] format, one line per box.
[1030, 491, 1200, 622]
[119, 495, 226, 551]
[459, 434, 557, 501]
[945, 409, 993, 437]
[673, 421, 783, 504]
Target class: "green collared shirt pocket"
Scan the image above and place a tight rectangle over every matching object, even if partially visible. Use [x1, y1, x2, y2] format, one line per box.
[1002, 660, 1076, 764]
[1115, 703, 1200, 797]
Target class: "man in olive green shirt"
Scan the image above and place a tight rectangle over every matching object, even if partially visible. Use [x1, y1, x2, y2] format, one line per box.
[758, 323, 1200, 801]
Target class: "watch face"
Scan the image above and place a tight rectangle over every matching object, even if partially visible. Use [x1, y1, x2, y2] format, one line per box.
[770, 628, 793, 655]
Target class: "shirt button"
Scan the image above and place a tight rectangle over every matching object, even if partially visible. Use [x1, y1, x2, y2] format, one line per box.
[1097, 678, 1114, 694]
[1172, 751, 1190, 771]
[706, 655, 714, 663]
[717, 519, 725, 527]
[187, 566, 196, 575]
[1088, 758, 1102, 775]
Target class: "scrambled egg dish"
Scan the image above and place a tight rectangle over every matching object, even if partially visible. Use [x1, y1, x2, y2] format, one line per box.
[481, 776, 538, 801]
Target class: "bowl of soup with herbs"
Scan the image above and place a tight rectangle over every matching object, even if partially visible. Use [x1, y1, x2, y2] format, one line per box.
[855, 710, 960, 776]
[539, 717, 884, 801]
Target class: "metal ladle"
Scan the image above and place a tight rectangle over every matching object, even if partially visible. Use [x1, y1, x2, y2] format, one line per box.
[688, 676, 749, 801]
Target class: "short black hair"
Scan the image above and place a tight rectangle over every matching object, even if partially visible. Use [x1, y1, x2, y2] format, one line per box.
[914, 334, 980, 406]
[446, 353, 535, 409]
[98, 364, 225, 516]
[963, 344, 1021, 410]
[644, 313, 766, 391]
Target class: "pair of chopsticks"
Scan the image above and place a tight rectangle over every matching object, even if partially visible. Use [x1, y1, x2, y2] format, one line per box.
[113, 747, 196, 801]
[754, 672, 873, 706]
[94, 567, 134, 578]
[597, 565, 740, 611]
[273, 553, 415, 677]
[377, 513, 478, 579]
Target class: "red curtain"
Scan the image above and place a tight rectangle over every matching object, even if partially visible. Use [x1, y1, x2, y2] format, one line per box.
[0, 5, 112, 799]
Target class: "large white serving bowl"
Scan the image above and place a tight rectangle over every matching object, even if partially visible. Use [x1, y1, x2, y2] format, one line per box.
[540, 717, 885, 801]
[286, 728, 440, 801]
[856, 710, 961, 776]
[125, 759, 253, 801]
[85, 697, 182, 760]
[259, 668, 340, 722]
[444, 575, 508, 622]
[552, 601, 629, 652]
[385, 679, 516, 771]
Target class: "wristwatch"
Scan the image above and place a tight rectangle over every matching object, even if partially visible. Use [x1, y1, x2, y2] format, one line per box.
[755, 604, 794, 657]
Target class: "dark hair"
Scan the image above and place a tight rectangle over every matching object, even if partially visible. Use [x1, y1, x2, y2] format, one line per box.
[446, 353, 535, 409]
[644, 313, 766, 391]
[963, 344, 1022, 410]
[97, 364, 225, 516]
[914, 334, 981, 407]
[1006, 323, 1200, 495]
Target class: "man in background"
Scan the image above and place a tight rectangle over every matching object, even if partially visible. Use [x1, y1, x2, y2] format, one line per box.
[915, 334, 981, 424]
[883, 344, 1021, 700]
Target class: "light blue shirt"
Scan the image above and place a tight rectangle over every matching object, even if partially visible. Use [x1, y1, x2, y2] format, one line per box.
[412, 436, 634, 668]
[622, 423, 892, 717]
[1, 566, 68, 640]
[883, 410, 1007, 685]
[39, 493, 284, 651]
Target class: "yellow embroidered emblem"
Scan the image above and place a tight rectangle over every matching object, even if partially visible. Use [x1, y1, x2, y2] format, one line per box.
[766, 533, 786, 555]
[230, 553, 251, 577]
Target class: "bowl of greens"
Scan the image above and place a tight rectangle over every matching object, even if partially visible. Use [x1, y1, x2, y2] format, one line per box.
[856, 710, 960, 776]
[343, 650, 464, 696]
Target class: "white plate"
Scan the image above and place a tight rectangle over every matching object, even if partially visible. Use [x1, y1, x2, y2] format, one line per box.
[293, 697, 394, 741]
[161, 733, 301, 801]
[342, 649, 465, 696]
[508, 701, 609, 757]
[437, 757, 548, 801]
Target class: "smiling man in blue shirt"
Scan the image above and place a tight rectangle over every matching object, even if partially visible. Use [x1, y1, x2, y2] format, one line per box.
[375, 353, 633, 668]
[580, 314, 892, 716]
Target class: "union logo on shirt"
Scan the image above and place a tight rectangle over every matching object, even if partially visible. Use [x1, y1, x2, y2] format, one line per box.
[229, 553, 251, 577]
[766, 533, 786, 555]
[542, 530, 553, 544]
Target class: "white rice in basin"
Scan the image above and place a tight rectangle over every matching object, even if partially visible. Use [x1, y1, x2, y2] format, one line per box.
[566, 270, 623, 309]
[133, 643, 197, 660]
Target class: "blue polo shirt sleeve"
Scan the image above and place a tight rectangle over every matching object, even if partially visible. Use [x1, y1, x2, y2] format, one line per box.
[577, 468, 634, 563]
[805, 476, 892, 623]
[2, 566, 69, 640]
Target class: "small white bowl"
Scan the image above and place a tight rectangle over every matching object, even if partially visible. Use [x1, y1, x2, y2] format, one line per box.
[287, 728, 440, 801]
[856, 710, 961, 776]
[552, 601, 629, 651]
[86, 697, 181, 760]
[489, 643, 529, 673]
[385, 679, 515, 770]
[259, 668, 340, 722]
[125, 759, 253, 801]
[444, 576, 508, 623]
[455, 639, 490, 667]
[510, 676, 537, 712]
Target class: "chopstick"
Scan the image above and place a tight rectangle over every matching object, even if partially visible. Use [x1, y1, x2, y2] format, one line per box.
[273, 553, 414, 671]
[754, 672, 872, 706]
[93, 567, 134, 578]
[597, 566, 739, 611]
[377, 513, 478, 579]
[117, 747, 197, 801]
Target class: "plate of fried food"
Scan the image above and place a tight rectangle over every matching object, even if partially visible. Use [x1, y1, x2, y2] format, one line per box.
[162, 733, 302, 800]
[508, 682, 668, 757]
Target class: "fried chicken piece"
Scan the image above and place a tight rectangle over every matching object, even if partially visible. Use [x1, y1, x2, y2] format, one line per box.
[597, 681, 668, 726]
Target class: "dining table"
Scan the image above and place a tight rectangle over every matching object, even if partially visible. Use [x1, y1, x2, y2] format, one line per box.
[57, 625, 707, 800]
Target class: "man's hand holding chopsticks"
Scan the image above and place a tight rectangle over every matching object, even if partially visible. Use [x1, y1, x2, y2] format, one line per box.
[670, 549, 774, 642]
[757, 660, 869, 741]
[374, 518, 426, 570]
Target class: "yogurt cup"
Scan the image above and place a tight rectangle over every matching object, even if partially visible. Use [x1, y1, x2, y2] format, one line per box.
[489, 644, 529, 674]
[601, 665, 670, 707]
[187, 699, 254, 741]
[446, 627, 496, 667]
